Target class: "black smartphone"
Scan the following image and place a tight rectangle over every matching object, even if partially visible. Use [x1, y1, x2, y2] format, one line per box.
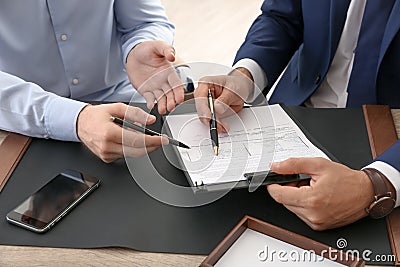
[6, 170, 100, 233]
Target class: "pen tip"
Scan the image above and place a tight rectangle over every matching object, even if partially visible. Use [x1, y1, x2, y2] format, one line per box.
[180, 142, 191, 149]
[214, 146, 219, 156]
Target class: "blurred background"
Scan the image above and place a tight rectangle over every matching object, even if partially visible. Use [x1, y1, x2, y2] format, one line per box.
[161, 0, 263, 67]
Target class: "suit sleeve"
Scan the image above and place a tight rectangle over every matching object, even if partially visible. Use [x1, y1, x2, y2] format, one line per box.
[365, 141, 400, 207]
[375, 141, 400, 170]
[114, 0, 175, 63]
[234, 0, 304, 91]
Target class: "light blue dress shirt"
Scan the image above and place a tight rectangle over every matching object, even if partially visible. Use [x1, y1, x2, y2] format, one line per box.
[0, 0, 174, 141]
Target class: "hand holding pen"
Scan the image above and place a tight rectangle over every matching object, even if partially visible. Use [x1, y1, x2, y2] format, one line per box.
[194, 69, 254, 133]
[77, 103, 168, 163]
[111, 116, 190, 149]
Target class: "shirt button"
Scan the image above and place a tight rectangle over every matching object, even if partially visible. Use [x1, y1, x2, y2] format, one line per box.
[60, 34, 68, 41]
[72, 79, 79, 85]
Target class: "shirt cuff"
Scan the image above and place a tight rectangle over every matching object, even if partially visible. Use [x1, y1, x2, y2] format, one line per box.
[364, 161, 400, 208]
[44, 97, 88, 142]
[123, 39, 145, 64]
[233, 58, 268, 103]
[123, 34, 174, 64]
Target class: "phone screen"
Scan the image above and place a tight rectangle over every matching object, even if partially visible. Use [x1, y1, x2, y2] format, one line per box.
[7, 170, 99, 231]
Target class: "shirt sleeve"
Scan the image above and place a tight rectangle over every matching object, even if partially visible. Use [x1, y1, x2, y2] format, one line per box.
[0, 71, 87, 141]
[233, 58, 268, 103]
[364, 161, 400, 208]
[114, 0, 175, 63]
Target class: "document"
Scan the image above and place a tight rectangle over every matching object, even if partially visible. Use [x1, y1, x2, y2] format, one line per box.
[164, 104, 329, 187]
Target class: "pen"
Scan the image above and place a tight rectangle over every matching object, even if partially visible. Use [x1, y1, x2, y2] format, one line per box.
[244, 171, 310, 184]
[208, 85, 219, 156]
[111, 116, 190, 149]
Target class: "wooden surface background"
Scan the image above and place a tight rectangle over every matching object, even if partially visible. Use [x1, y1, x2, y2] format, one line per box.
[1, 0, 399, 265]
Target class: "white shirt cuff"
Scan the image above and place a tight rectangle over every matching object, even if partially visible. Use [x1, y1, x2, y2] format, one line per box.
[233, 58, 268, 103]
[364, 161, 400, 208]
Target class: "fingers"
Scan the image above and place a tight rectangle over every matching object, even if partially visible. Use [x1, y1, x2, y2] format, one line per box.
[106, 102, 130, 119]
[162, 84, 177, 113]
[271, 157, 330, 176]
[152, 40, 176, 62]
[123, 130, 167, 148]
[267, 184, 312, 207]
[78, 103, 168, 162]
[142, 66, 183, 114]
[98, 127, 166, 161]
[98, 139, 164, 162]
[168, 71, 185, 104]
[158, 69, 185, 113]
[153, 89, 167, 114]
[195, 76, 245, 123]
[194, 77, 227, 124]
[214, 92, 244, 118]
[162, 46, 176, 62]
[217, 120, 229, 133]
[123, 105, 156, 125]
[143, 92, 156, 110]
[194, 82, 212, 125]
[106, 103, 155, 125]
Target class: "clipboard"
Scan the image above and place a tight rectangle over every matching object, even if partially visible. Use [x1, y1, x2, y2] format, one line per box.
[162, 104, 337, 192]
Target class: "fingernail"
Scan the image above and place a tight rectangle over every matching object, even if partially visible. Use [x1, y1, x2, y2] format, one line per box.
[147, 103, 154, 110]
[162, 137, 169, 145]
[220, 124, 229, 133]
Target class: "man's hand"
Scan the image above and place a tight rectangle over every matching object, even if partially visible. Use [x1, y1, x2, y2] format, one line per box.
[126, 40, 185, 114]
[77, 103, 168, 163]
[194, 68, 254, 132]
[267, 158, 375, 230]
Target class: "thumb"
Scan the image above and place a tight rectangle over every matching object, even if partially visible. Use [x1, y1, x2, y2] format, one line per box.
[271, 158, 326, 176]
[154, 41, 176, 62]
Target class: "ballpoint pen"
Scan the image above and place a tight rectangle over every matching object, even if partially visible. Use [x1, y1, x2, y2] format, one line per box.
[208, 84, 219, 156]
[111, 116, 190, 149]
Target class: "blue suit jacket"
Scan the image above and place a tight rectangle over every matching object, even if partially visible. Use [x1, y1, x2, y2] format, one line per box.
[234, 0, 400, 170]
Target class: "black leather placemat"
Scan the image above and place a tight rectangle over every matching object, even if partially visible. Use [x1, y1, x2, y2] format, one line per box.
[0, 105, 392, 265]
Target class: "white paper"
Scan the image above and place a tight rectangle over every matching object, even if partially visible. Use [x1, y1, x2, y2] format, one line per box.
[164, 105, 329, 186]
[215, 229, 346, 267]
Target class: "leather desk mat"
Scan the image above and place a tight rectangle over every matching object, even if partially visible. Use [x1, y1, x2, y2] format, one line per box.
[0, 105, 392, 265]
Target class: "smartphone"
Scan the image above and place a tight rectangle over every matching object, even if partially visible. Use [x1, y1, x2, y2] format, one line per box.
[6, 170, 100, 233]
